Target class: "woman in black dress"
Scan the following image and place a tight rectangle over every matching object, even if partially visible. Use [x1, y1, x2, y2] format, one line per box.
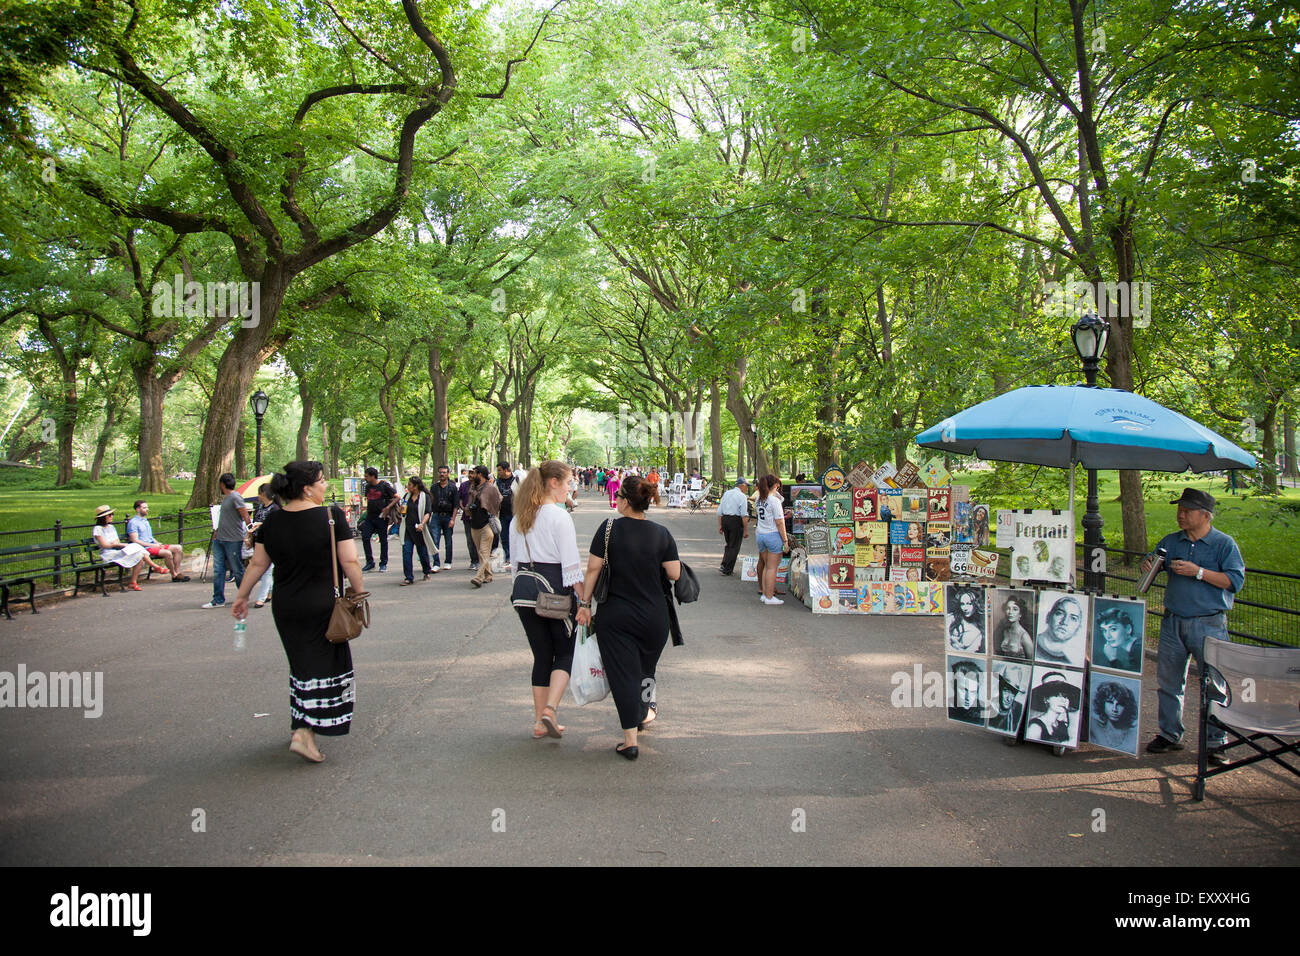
[575, 476, 680, 761]
[233, 461, 365, 763]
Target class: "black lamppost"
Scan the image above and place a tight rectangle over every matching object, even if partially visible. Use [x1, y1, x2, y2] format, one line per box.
[250, 389, 269, 476]
[1071, 313, 1110, 592]
[439, 428, 448, 467]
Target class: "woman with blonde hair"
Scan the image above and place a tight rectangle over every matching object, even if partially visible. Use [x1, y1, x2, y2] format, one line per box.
[509, 460, 583, 739]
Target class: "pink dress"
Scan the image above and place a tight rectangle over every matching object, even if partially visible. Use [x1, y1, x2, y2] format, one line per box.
[607, 477, 620, 508]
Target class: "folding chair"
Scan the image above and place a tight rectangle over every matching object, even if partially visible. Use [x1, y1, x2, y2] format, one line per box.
[1194, 637, 1300, 801]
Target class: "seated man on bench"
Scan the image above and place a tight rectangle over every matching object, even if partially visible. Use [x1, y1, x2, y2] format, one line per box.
[127, 500, 191, 582]
[93, 505, 168, 591]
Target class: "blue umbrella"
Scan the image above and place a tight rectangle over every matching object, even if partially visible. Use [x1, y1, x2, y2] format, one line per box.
[915, 385, 1256, 473]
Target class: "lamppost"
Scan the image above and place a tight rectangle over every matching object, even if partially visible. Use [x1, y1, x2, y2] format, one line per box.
[439, 428, 448, 467]
[1071, 313, 1110, 593]
[750, 422, 758, 476]
[250, 389, 269, 476]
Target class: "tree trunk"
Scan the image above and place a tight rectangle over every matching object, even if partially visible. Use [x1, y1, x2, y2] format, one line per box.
[296, 377, 313, 460]
[497, 407, 510, 464]
[726, 355, 768, 477]
[136, 371, 175, 494]
[185, 276, 288, 508]
[89, 398, 119, 482]
[235, 420, 247, 479]
[1102, 231, 1148, 559]
[1284, 405, 1297, 483]
[709, 379, 724, 486]
[56, 366, 77, 486]
[1259, 397, 1280, 494]
[419, 446, 428, 480]
[428, 345, 450, 470]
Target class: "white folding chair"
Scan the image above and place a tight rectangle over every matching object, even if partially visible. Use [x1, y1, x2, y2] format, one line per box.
[1195, 637, 1300, 801]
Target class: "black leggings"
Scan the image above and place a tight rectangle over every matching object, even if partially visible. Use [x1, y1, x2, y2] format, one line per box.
[517, 608, 575, 686]
[598, 624, 666, 730]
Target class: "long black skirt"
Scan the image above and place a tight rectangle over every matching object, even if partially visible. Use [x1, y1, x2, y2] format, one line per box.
[273, 589, 354, 736]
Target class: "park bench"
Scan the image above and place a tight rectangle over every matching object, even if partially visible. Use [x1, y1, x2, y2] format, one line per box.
[0, 537, 154, 619]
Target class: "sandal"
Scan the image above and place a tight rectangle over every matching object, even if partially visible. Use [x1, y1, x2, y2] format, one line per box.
[638, 703, 657, 731]
[253, 601, 266, 608]
[539, 705, 562, 738]
[128, 583, 143, 591]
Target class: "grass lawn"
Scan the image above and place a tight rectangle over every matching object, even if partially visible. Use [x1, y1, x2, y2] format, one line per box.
[0, 473, 355, 541]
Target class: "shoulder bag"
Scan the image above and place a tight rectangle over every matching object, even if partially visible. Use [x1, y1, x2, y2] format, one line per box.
[591, 517, 614, 604]
[325, 508, 371, 643]
[517, 524, 571, 620]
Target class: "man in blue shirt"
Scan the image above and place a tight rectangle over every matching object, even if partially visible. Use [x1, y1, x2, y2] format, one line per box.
[716, 477, 751, 575]
[126, 499, 190, 581]
[1140, 488, 1245, 763]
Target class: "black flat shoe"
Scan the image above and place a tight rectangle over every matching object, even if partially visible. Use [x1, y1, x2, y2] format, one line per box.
[615, 744, 638, 761]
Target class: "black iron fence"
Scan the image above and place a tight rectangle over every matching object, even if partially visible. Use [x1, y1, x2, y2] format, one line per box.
[985, 543, 1298, 648]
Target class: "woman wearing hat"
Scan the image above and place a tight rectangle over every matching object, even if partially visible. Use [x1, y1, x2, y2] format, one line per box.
[1025, 671, 1081, 744]
[92, 505, 167, 591]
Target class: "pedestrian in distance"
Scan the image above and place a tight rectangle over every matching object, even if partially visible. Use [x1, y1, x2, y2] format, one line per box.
[233, 461, 365, 763]
[509, 460, 583, 740]
[468, 465, 503, 588]
[358, 467, 396, 573]
[606, 468, 621, 509]
[429, 464, 459, 570]
[398, 476, 436, 585]
[754, 474, 789, 606]
[495, 461, 518, 563]
[248, 484, 278, 607]
[576, 475, 681, 761]
[202, 473, 251, 608]
[716, 477, 751, 575]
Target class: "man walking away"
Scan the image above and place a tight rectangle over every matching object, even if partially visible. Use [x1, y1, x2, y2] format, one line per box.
[717, 477, 751, 575]
[460, 467, 479, 572]
[468, 465, 502, 588]
[430, 464, 459, 570]
[202, 473, 250, 608]
[359, 466, 396, 572]
[496, 461, 517, 563]
[1141, 488, 1245, 766]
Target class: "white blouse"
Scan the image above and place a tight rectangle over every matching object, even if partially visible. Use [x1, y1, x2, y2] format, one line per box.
[510, 503, 584, 587]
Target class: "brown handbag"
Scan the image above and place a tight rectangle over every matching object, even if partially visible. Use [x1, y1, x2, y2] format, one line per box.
[325, 508, 371, 643]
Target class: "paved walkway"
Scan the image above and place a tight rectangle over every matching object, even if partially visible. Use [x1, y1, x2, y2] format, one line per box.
[1, 492, 1296, 865]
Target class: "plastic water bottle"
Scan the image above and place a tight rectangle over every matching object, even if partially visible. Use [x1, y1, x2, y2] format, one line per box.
[233, 616, 247, 651]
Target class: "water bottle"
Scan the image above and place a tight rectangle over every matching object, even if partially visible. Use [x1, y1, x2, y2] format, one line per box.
[233, 616, 247, 651]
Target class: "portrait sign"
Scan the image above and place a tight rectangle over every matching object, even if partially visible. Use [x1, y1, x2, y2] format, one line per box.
[852, 487, 878, 520]
[1000, 509, 1074, 584]
[824, 491, 853, 525]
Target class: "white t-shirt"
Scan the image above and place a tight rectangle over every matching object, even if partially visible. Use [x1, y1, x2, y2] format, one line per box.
[755, 492, 785, 535]
[510, 502, 585, 586]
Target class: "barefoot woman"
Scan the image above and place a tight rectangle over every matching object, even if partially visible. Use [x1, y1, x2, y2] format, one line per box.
[233, 461, 365, 763]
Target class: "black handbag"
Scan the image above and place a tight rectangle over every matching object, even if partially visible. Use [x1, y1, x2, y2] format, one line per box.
[591, 517, 614, 604]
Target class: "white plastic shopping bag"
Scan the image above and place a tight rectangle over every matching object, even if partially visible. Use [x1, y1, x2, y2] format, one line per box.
[568, 624, 610, 706]
[490, 547, 510, 575]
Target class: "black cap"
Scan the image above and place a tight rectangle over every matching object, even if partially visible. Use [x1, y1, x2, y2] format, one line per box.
[1171, 487, 1215, 513]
